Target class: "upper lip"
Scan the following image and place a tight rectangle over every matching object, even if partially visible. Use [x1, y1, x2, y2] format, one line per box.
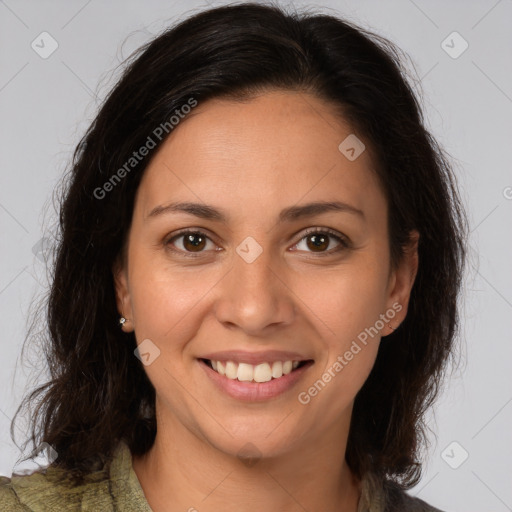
[199, 350, 313, 365]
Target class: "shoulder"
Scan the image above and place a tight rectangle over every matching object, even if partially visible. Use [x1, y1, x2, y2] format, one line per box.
[0, 475, 30, 511]
[0, 465, 116, 511]
[382, 478, 445, 512]
[0, 441, 150, 512]
[359, 471, 446, 512]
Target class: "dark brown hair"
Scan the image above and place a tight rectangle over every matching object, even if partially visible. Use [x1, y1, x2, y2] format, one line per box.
[12, 1, 467, 489]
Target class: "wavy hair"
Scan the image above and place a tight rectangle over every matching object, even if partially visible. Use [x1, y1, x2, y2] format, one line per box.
[11, 1, 467, 488]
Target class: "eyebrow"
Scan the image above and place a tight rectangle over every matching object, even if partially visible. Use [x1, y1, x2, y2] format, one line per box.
[146, 200, 364, 223]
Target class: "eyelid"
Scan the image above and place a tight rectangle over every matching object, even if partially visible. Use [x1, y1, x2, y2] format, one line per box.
[166, 227, 218, 243]
[300, 227, 350, 244]
[292, 227, 351, 255]
[164, 228, 220, 257]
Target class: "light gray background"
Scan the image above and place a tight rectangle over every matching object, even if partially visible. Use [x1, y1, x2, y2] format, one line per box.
[1, 1, 511, 510]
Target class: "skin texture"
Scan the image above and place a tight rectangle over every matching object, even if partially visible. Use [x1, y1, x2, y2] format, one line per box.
[114, 90, 419, 512]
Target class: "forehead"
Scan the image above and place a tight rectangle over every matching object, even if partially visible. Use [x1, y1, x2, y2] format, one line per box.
[136, 90, 385, 221]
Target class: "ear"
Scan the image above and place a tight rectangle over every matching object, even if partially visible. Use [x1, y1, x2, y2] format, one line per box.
[382, 230, 419, 336]
[113, 256, 134, 332]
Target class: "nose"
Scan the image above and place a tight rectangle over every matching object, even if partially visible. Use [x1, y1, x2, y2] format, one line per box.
[213, 244, 295, 335]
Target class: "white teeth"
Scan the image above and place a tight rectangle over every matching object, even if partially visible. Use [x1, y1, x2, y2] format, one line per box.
[225, 361, 238, 379]
[253, 363, 272, 383]
[271, 361, 282, 378]
[237, 363, 254, 382]
[208, 359, 304, 382]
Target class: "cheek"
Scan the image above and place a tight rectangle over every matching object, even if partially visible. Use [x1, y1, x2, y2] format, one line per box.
[295, 286, 384, 423]
[128, 256, 209, 351]
[293, 260, 388, 391]
[295, 260, 389, 337]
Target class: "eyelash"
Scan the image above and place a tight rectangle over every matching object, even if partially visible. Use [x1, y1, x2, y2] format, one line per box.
[164, 227, 350, 258]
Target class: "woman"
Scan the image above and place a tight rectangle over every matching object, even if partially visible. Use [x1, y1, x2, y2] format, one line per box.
[0, 2, 467, 510]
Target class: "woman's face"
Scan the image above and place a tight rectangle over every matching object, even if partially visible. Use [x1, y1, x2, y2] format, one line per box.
[114, 90, 418, 460]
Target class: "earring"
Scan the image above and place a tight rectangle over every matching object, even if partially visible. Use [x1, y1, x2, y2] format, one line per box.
[119, 317, 127, 326]
[388, 323, 400, 331]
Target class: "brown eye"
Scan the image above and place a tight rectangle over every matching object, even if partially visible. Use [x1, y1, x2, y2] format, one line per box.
[166, 231, 216, 256]
[306, 233, 330, 252]
[182, 232, 207, 252]
[293, 228, 349, 255]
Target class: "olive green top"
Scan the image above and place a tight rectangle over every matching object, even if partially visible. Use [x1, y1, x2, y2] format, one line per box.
[0, 441, 443, 511]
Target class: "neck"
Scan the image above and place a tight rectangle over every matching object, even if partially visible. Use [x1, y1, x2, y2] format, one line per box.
[132, 405, 361, 512]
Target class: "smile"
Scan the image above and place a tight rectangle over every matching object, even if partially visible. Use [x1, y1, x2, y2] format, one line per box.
[198, 357, 314, 401]
[202, 359, 309, 382]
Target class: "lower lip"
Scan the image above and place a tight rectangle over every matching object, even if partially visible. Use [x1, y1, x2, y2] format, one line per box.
[198, 359, 313, 402]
